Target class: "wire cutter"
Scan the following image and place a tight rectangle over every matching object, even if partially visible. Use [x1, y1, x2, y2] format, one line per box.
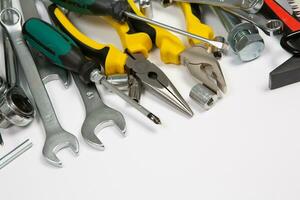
[127, 0, 227, 109]
[48, 4, 193, 117]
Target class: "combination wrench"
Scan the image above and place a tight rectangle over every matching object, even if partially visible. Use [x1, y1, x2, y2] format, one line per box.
[0, 8, 79, 167]
[73, 75, 126, 150]
[222, 7, 283, 36]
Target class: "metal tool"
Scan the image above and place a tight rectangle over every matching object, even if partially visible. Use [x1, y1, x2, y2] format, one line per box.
[0, 86, 35, 129]
[18, 0, 70, 88]
[181, 46, 226, 109]
[22, 18, 161, 125]
[222, 7, 283, 36]
[211, 7, 265, 62]
[0, 8, 79, 167]
[128, 74, 143, 102]
[155, 0, 264, 13]
[263, 0, 300, 89]
[48, 5, 193, 117]
[136, 0, 153, 18]
[106, 74, 129, 91]
[125, 12, 228, 50]
[0, 139, 32, 170]
[91, 69, 161, 124]
[50, 0, 227, 50]
[0, 1, 35, 130]
[176, 3, 226, 109]
[0, 24, 6, 83]
[0, 133, 3, 146]
[263, 0, 300, 32]
[263, 0, 300, 55]
[124, 1, 226, 110]
[126, 53, 193, 115]
[73, 75, 126, 150]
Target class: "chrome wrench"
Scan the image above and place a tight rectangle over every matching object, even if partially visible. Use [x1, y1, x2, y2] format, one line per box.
[0, 8, 79, 167]
[155, 0, 264, 13]
[0, 1, 35, 130]
[222, 7, 283, 36]
[73, 75, 126, 150]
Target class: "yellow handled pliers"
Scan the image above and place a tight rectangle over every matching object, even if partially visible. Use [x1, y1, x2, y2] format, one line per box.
[127, 0, 226, 109]
[48, 4, 193, 116]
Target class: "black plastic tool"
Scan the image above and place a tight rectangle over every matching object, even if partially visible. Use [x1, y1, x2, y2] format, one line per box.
[269, 56, 300, 89]
[263, 0, 300, 89]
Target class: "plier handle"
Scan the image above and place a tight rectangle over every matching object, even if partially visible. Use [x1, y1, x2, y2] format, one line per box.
[48, 4, 193, 116]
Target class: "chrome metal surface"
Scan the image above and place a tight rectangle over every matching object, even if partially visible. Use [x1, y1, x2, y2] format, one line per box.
[0, 8, 79, 167]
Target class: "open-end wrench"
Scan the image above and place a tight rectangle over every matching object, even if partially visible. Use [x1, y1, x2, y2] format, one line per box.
[73, 75, 126, 150]
[222, 7, 283, 36]
[0, 8, 79, 167]
[17, 0, 71, 88]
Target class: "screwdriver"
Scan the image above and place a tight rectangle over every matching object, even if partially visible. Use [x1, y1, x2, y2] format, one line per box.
[49, 0, 227, 50]
[22, 18, 161, 125]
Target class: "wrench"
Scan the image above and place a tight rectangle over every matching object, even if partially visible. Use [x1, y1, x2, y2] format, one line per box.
[0, 2, 35, 129]
[73, 75, 126, 150]
[222, 7, 283, 36]
[155, 0, 264, 13]
[0, 8, 79, 167]
[17, 0, 71, 88]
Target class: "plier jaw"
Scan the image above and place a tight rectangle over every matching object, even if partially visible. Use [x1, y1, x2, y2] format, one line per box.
[180, 46, 227, 109]
[125, 53, 194, 117]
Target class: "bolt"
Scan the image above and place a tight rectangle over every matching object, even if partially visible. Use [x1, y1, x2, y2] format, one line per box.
[158, 0, 173, 7]
[211, 7, 264, 62]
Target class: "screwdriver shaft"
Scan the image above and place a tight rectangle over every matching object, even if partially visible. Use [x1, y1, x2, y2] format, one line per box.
[0, 139, 33, 169]
[100, 79, 161, 125]
[125, 11, 228, 50]
[90, 70, 161, 125]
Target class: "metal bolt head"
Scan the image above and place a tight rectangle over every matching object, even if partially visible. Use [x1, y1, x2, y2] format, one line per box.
[160, 0, 173, 7]
[228, 22, 265, 62]
[138, 0, 153, 18]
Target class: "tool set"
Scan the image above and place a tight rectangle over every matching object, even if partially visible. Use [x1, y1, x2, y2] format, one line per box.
[0, 0, 298, 168]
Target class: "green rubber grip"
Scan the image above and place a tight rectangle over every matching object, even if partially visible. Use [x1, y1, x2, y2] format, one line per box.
[49, 0, 129, 21]
[22, 18, 97, 84]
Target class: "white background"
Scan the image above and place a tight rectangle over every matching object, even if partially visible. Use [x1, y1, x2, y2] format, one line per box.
[1, 2, 300, 200]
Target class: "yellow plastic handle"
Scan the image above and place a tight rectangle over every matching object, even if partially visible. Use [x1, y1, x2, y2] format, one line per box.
[50, 5, 126, 75]
[102, 16, 152, 57]
[180, 2, 214, 46]
[127, 0, 186, 65]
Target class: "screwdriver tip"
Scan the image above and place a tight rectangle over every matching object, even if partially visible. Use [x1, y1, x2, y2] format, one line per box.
[148, 113, 161, 125]
[0, 134, 3, 146]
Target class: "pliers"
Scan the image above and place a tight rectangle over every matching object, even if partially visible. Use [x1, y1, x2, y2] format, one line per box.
[127, 0, 227, 109]
[48, 4, 193, 117]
